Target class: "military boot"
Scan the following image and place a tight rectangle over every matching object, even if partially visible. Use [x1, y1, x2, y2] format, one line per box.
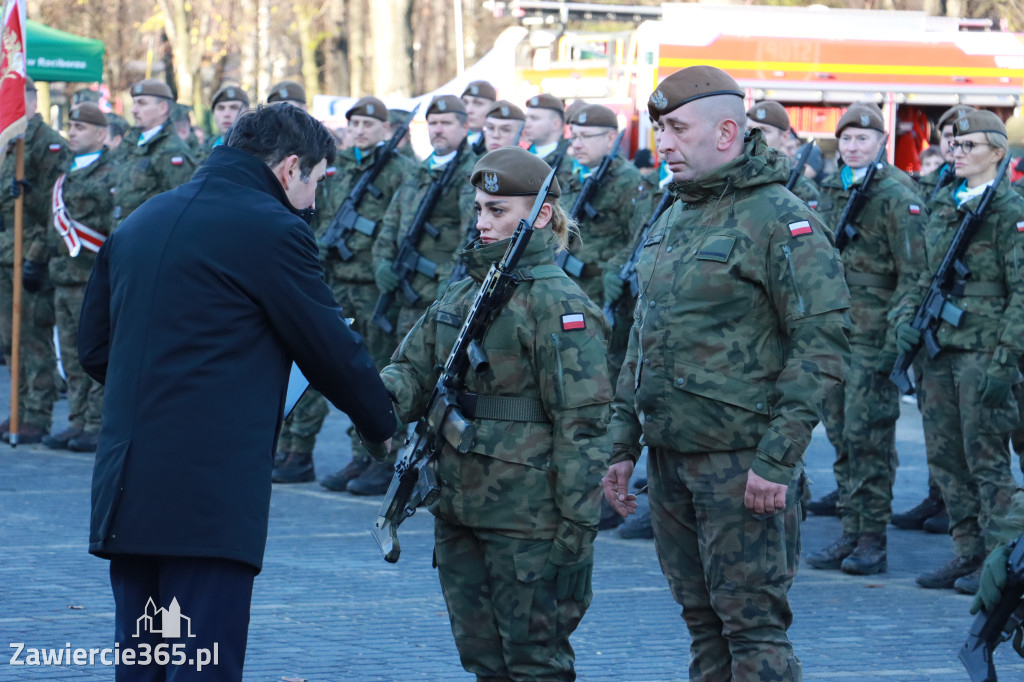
[320, 455, 372, 492]
[923, 509, 950, 534]
[891, 487, 944, 530]
[272, 452, 315, 483]
[42, 426, 85, 450]
[806, 533, 858, 570]
[841, 533, 887, 575]
[9, 424, 46, 444]
[916, 555, 983, 589]
[618, 508, 654, 539]
[346, 460, 394, 496]
[68, 431, 99, 453]
[805, 489, 839, 517]
[954, 568, 981, 595]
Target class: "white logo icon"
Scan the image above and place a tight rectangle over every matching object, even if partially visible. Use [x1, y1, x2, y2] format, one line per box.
[483, 172, 500, 193]
[134, 597, 196, 639]
[651, 89, 669, 110]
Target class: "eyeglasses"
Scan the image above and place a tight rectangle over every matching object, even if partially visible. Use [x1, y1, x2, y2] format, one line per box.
[569, 132, 609, 143]
[948, 140, 991, 154]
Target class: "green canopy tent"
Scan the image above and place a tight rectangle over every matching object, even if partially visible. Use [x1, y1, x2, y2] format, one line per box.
[25, 20, 104, 83]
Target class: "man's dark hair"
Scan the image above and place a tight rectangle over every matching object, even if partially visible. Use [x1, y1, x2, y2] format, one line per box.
[226, 104, 336, 179]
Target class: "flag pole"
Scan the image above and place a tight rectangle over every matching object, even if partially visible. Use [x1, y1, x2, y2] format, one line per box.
[10, 136, 24, 446]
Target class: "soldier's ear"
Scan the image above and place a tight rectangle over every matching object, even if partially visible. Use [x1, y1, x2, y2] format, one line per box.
[718, 119, 741, 151]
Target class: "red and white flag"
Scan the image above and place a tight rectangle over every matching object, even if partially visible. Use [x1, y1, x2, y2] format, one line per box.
[0, 0, 27, 152]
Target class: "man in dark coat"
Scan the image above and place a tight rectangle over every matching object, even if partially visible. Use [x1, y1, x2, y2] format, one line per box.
[78, 104, 397, 680]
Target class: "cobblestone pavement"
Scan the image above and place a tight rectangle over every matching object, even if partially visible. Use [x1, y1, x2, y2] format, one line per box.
[2, 374, 1023, 680]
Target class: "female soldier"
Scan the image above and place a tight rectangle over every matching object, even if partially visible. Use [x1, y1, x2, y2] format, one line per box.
[380, 146, 613, 681]
[896, 110, 1024, 592]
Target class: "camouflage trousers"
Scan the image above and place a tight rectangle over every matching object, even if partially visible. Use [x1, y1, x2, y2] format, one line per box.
[433, 518, 589, 681]
[54, 283, 104, 432]
[277, 280, 397, 456]
[0, 265, 56, 430]
[1013, 370, 1024, 467]
[647, 447, 802, 682]
[826, 347, 900, 534]
[920, 350, 1018, 558]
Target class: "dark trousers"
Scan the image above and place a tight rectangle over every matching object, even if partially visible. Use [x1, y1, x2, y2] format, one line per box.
[109, 555, 256, 681]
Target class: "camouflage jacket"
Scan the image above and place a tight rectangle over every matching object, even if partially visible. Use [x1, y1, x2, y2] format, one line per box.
[609, 132, 851, 485]
[609, 171, 671, 270]
[989, 488, 1024, 546]
[535, 141, 574, 186]
[897, 178, 1024, 381]
[373, 148, 478, 306]
[817, 164, 929, 356]
[110, 123, 195, 230]
[0, 114, 69, 264]
[47, 150, 119, 285]
[314, 145, 416, 284]
[381, 230, 612, 541]
[918, 163, 958, 205]
[791, 173, 822, 209]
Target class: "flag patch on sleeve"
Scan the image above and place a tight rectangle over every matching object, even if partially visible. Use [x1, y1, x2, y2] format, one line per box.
[788, 220, 812, 236]
[1017, 221, 1024, 232]
[561, 313, 586, 331]
[48, 143, 62, 152]
[808, 200, 819, 210]
[909, 205, 921, 215]
[326, 166, 337, 177]
[171, 156, 184, 166]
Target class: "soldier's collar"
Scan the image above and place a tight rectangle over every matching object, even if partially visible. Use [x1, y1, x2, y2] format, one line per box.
[137, 123, 165, 147]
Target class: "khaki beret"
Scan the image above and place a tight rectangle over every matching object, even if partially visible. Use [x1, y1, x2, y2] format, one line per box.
[953, 110, 1006, 138]
[69, 103, 107, 128]
[836, 103, 886, 136]
[746, 101, 791, 132]
[24, 76, 35, 93]
[461, 80, 497, 101]
[569, 104, 617, 129]
[526, 93, 565, 117]
[426, 94, 467, 117]
[564, 100, 588, 125]
[471, 146, 560, 198]
[938, 105, 976, 132]
[648, 66, 743, 121]
[267, 80, 306, 105]
[486, 100, 525, 121]
[132, 79, 174, 101]
[347, 96, 388, 122]
[211, 84, 249, 109]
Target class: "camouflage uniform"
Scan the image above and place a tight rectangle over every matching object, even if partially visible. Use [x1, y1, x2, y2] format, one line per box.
[897, 178, 1024, 560]
[0, 114, 68, 431]
[816, 164, 928, 534]
[381, 230, 612, 680]
[610, 133, 850, 681]
[109, 124, 195, 230]
[790, 172, 822, 209]
[47, 149, 118, 436]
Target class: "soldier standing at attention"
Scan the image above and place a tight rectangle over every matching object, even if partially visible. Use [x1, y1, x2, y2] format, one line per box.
[745, 100, 821, 207]
[388, 108, 418, 161]
[806, 103, 928, 576]
[917, 105, 974, 200]
[109, 79, 195, 231]
[603, 66, 850, 681]
[460, 80, 496, 154]
[266, 80, 308, 111]
[0, 77, 68, 443]
[42, 103, 118, 453]
[524, 93, 571, 178]
[205, 84, 249, 155]
[381, 146, 611, 680]
[481, 100, 525, 152]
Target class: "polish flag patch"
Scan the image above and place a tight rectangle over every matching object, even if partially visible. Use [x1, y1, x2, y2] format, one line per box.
[1017, 221, 1024, 232]
[788, 220, 812, 236]
[909, 205, 921, 215]
[561, 313, 586, 331]
[171, 156, 184, 166]
[48, 143, 62, 152]
[808, 200, 818, 210]
[326, 166, 337, 177]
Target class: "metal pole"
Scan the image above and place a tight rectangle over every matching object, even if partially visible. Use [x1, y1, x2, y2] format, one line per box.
[10, 137, 24, 447]
[453, 0, 465, 76]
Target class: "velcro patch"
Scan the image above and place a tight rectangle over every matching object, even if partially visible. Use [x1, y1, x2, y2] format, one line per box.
[561, 313, 585, 331]
[171, 156, 184, 166]
[436, 310, 462, 328]
[48, 143, 62, 152]
[788, 220, 812, 237]
[909, 204, 921, 215]
[326, 166, 337, 177]
[808, 200, 818, 210]
[1017, 221, 1024, 232]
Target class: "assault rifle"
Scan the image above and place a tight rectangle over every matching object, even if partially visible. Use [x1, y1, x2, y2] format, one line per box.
[928, 163, 956, 204]
[554, 130, 625, 277]
[601, 190, 673, 326]
[371, 168, 558, 563]
[371, 138, 469, 333]
[833, 134, 889, 252]
[320, 105, 419, 261]
[889, 156, 1010, 395]
[786, 142, 814, 191]
[959, 534, 1024, 681]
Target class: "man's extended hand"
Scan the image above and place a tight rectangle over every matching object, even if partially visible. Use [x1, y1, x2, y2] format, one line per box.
[745, 469, 787, 515]
[602, 460, 638, 518]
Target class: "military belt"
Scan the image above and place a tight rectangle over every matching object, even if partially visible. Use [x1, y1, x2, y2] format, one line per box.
[844, 271, 896, 290]
[950, 280, 1006, 297]
[456, 392, 550, 423]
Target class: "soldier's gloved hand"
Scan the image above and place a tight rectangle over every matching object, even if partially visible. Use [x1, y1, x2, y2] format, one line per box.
[21, 260, 47, 294]
[895, 323, 921, 354]
[375, 261, 400, 294]
[541, 533, 595, 601]
[602, 270, 624, 304]
[971, 543, 1011, 615]
[980, 373, 1014, 409]
[9, 178, 31, 198]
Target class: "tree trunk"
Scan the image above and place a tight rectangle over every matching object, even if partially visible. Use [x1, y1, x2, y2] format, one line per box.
[370, 0, 412, 97]
[295, 1, 322, 99]
[157, 0, 195, 104]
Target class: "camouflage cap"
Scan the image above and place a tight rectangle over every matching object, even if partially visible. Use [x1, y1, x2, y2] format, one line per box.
[72, 88, 100, 106]
[388, 108, 411, 125]
[836, 103, 885, 136]
[461, 80, 497, 101]
[105, 113, 129, 136]
[953, 109, 1006, 138]
[569, 104, 617, 129]
[526, 93, 565, 117]
[486, 100, 525, 121]
[746, 101, 791, 132]
[471, 146, 561, 198]
[211, 84, 250, 109]
[267, 80, 306, 105]
[647, 65, 743, 121]
[426, 94, 467, 117]
[131, 79, 174, 101]
[938, 105, 976, 132]
[170, 103, 193, 123]
[24, 76, 35, 93]
[68, 102, 107, 128]
[346, 96, 388, 122]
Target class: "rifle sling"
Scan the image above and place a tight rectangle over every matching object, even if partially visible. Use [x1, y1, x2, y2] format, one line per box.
[456, 392, 550, 422]
[844, 271, 896, 290]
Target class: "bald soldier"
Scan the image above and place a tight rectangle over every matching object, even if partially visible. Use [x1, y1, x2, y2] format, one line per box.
[460, 80, 497, 154]
[603, 66, 850, 680]
[745, 100, 821, 207]
[267, 80, 308, 111]
[110, 79, 195, 230]
[482, 100, 525, 152]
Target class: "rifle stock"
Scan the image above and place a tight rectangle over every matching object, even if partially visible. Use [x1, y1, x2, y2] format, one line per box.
[785, 142, 814, 192]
